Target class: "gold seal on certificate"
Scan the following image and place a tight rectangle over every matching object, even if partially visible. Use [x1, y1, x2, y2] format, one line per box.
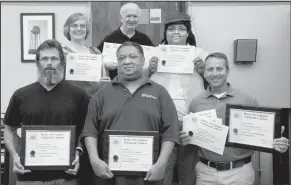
[103, 130, 160, 176]
[225, 104, 285, 153]
[20, 125, 76, 170]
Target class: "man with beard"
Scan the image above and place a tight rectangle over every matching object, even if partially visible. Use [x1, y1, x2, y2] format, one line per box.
[97, 2, 154, 80]
[81, 41, 180, 185]
[3, 39, 89, 185]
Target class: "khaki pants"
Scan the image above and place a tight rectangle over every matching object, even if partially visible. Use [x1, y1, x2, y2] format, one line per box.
[195, 161, 255, 185]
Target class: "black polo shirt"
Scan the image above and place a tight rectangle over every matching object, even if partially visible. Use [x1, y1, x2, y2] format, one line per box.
[4, 80, 89, 181]
[81, 77, 179, 185]
[97, 27, 154, 80]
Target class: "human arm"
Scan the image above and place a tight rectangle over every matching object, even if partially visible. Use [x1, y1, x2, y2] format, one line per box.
[147, 56, 159, 77]
[145, 87, 179, 181]
[84, 137, 113, 179]
[65, 93, 90, 175]
[4, 125, 31, 174]
[80, 95, 113, 179]
[193, 47, 209, 89]
[144, 141, 174, 181]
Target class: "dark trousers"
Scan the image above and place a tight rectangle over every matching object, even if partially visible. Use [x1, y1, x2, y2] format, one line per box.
[163, 145, 199, 185]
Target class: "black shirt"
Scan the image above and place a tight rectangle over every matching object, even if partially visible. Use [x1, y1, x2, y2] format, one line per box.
[97, 27, 154, 80]
[4, 80, 89, 181]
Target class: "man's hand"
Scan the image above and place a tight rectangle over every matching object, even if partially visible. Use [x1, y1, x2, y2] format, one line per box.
[91, 159, 113, 179]
[148, 56, 159, 74]
[273, 126, 289, 153]
[65, 154, 80, 176]
[144, 162, 165, 181]
[104, 61, 118, 71]
[100, 77, 111, 85]
[180, 131, 191, 146]
[193, 57, 205, 75]
[13, 155, 31, 175]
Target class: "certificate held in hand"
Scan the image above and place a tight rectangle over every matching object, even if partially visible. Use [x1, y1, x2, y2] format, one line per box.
[20, 125, 76, 170]
[225, 104, 285, 153]
[183, 113, 228, 155]
[102, 130, 160, 176]
[157, 45, 197, 74]
[65, 53, 102, 82]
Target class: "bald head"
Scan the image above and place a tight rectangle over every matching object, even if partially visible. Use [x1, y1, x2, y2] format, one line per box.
[120, 3, 141, 17]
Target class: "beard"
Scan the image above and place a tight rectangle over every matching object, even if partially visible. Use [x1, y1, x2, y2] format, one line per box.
[38, 64, 64, 86]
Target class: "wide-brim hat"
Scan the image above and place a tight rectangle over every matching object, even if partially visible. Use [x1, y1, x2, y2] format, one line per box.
[164, 13, 191, 25]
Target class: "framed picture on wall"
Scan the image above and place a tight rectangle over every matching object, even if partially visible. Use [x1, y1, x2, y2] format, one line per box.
[20, 13, 55, 63]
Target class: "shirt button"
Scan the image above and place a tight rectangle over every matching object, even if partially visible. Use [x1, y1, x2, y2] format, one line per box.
[217, 100, 220, 103]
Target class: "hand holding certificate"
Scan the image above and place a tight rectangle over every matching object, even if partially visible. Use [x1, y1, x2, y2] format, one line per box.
[65, 53, 102, 82]
[183, 109, 229, 155]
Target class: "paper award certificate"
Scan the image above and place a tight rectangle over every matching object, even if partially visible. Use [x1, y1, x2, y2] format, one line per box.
[65, 53, 102, 82]
[102, 42, 157, 68]
[183, 115, 228, 155]
[25, 131, 71, 166]
[190, 109, 217, 119]
[157, 45, 197, 74]
[228, 109, 275, 149]
[109, 135, 153, 172]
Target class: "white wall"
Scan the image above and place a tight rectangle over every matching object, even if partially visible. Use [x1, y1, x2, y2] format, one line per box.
[187, 2, 290, 185]
[1, 2, 91, 112]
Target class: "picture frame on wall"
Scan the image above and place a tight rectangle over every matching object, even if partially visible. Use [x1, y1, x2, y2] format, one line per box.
[20, 13, 55, 63]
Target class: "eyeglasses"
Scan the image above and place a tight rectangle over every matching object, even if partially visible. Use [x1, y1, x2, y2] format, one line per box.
[167, 27, 187, 32]
[39, 56, 60, 63]
[70, 24, 86, 29]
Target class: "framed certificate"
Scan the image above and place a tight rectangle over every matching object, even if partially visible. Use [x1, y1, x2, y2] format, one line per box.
[103, 130, 160, 176]
[20, 125, 76, 170]
[225, 104, 284, 153]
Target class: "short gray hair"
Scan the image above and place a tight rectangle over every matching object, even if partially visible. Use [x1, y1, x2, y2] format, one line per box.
[205, 52, 230, 70]
[120, 3, 141, 17]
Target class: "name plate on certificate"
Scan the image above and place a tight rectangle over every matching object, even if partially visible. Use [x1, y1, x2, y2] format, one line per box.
[103, 130, 160, 176]
[65, 53, 102, 82]
[225, 104, 284, 153]
[20, 125, 75, 170]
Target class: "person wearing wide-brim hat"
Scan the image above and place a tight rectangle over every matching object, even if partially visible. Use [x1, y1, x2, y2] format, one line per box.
[149, 13, 209, 185]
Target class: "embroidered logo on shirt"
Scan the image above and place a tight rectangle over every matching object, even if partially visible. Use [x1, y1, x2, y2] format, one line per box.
[141, 94, 157, 100]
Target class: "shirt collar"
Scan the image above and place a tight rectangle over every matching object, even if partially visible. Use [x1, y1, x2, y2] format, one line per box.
[118, 27, 140, 39]
[204, 83, 235, 98]
[112, 76, 153, 85]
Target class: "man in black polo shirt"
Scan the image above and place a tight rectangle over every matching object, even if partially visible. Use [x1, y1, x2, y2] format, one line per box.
[82, 41, 179, 185]
[97, 2, 154, 80]
[3, 39, 89, 185]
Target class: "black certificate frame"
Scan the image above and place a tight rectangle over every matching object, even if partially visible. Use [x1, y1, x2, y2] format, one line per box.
[103, 130, 160, 176]
[20, 125, 76, 170]
[225, 104, 282, 153]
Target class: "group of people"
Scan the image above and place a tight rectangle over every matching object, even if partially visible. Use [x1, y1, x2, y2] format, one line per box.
[3, 2, 289, 185]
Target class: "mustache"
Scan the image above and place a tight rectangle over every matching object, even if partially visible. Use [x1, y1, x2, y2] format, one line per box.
[44, 67, 56, 71]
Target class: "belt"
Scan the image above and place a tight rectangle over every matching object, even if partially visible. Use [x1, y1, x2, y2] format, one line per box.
[199, 156, 252, 171]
